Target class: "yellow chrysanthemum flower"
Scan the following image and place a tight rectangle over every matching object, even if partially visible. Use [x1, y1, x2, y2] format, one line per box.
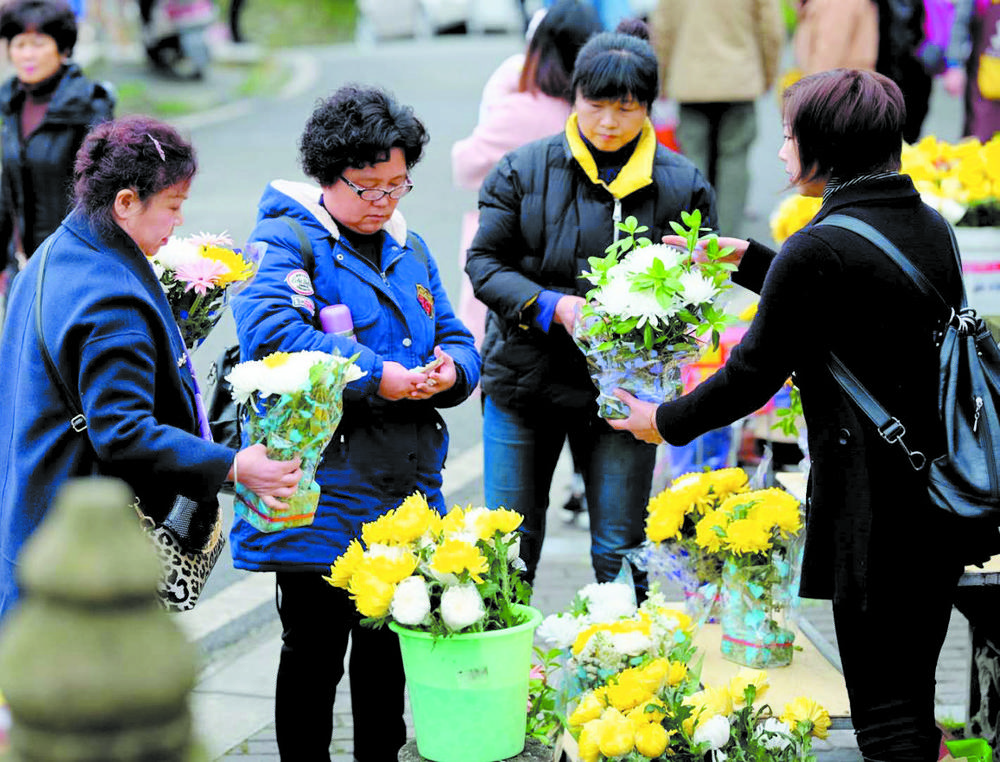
[748, 488, 802, 537]
[476, 507, 522, 538]
[645, 500, 686, 542]
[597, 708, 634, 758]
[390, 492, 442, 543]
[724, 517, 773, 555]
[770, 194, 822, 244]
[701, 467, 750, 502]
[635, 658, 670, 692]
[627, 697, 667, 726]
[569, 692, 605, 727]
[324, 538, 364, 589]
[634, 721, 670, 758]
[201, 244, 254, 285]
[429, 538, 488, 582]
[666, 659, 689, 687]
[359, 547, 418, 585]
[361, 511, 399, 547]
[572, 618, 651, 655]
[728, 668, 770, 705]
[694, 510, 729, 552]
[347, 568, 395, 618]
[440, 505, 466, 535]
[683, 684, 734, 723]
[781, 696, 832, 739]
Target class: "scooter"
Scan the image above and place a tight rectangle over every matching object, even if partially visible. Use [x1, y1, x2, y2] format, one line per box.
[138, 0, 216, 80]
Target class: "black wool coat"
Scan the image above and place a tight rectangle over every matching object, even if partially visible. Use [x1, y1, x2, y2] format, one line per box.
[655, 174, 1000, 605]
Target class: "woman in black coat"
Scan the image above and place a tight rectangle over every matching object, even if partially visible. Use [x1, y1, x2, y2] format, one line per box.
[465, 28, 716, 599]
[0, 0, 114, 277]
[611, 68, 1000, 762]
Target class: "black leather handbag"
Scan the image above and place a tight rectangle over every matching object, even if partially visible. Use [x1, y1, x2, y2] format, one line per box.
[817, 214, 1000, 522]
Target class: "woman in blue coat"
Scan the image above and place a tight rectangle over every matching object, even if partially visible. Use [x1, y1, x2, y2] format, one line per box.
[0, 115, 302, 619]
[230, 85, 480, 762]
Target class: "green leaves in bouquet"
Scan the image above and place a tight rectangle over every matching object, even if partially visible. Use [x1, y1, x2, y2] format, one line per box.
[526, 646, 566, 745]
[771, 384, 803, 438]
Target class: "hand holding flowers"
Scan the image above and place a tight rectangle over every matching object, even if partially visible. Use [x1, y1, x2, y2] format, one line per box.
[327, 492, 532, 637]
[150, 231, 264, 350]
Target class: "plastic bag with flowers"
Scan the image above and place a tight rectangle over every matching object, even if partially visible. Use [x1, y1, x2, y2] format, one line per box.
[575, 211, 737, 419]
[696, 487, 804, 668]
[226, 350, 364, 532]
[325, 492, 533, 636]
[149, 231, 265, 350]
[567, 663, 830, 762]
[631, 467, 751, 624]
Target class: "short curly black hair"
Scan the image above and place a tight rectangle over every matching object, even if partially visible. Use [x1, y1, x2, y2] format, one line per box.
[299, 85, 429, 186]
[0, 0, 77, 56]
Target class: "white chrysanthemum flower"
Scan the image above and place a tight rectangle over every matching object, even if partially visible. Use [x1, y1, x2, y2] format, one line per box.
[152, 236, 202, 270]
[390, 575, 431, 626]
[693, 714, 731, 750]
[224, 351, 363, 405]
[580, 581, 637, 621]
[622, 243, 684, 275]
[440, 583, 487, 631]
[609, 630, 653, 656]
[679, 270, 719, 306]
[536, 613, 586, 649]
[594, 275, 672, 324]
[188, 230, 235, 248]
[756, 718, 792, 751]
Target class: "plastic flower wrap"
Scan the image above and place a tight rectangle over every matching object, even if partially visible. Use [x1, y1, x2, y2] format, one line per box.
[228, 350, 364, 532]
[149, 231, 264, 350]
[630, 467, 751, 623]
[575, 211, 737, 418]
[326, 493, 532, 637]
[694, 487, 805, 668]
[567, 663, 829, 762]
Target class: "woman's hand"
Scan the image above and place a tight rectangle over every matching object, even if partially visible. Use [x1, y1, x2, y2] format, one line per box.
[554, 295, 585, 335]
[606, 389, 664, 445]
[661, 234, 749, 266]
[231, 443, 303, 511]
[412, 346, 458, 398]
[378, 360, 430, 400]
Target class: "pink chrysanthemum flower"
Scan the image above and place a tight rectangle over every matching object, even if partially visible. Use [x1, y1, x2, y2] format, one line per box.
[174, 258, 228, 296]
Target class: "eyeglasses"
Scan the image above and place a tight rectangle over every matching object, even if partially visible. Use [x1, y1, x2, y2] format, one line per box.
[339, 175, 414, 202]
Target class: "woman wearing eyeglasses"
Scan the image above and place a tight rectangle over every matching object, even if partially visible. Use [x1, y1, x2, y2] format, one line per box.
[230, 84, 480, 762]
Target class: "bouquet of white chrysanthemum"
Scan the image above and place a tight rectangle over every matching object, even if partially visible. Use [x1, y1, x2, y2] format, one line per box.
[536, 581, 697, 708]
[576, 211, 737, 418]
[226, 350, 364, 532]
[150, 231, 265, 350]
[326, 492, 533, 637]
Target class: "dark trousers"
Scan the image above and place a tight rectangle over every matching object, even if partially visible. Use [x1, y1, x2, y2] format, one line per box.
[274, 572, 406, 762]
[832, 557, 964, 762]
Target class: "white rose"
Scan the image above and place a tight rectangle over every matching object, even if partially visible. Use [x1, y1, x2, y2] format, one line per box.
[536, 613, 585, 649]
[580, 581, 636, 621]
[756, 718, 792, 751]
[693, 715, 731, 750]
[609, 630, 653, 657]
[440, 584, 486, 631]
[390, 576, 431, 626]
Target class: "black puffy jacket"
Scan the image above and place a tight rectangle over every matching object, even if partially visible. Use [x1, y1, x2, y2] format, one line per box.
[0, 63, 115, 266]
[465, 117, 717, 414]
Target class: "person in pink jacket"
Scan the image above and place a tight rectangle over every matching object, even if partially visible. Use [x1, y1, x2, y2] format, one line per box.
[451, 0, 601, 349]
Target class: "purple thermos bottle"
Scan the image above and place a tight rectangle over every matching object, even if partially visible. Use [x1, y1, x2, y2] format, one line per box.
[319, 304, 355, 338]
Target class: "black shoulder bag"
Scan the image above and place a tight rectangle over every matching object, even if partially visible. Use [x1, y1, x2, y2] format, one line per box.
[816, 214, 1000, 522]
[33, 238, 225, 611]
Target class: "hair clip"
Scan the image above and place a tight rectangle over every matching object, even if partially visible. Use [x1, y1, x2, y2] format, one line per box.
[147, 133, 166, 162]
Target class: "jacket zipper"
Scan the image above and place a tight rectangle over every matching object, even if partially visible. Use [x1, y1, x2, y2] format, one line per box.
[612, 197, 622, 243]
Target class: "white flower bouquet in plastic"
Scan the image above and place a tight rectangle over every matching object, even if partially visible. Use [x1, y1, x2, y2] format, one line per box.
[226, 349, 364, 532]
[575, 211, 737, 418]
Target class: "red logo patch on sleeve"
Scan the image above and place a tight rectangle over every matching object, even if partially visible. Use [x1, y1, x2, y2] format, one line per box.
[416, 284, 434, 318]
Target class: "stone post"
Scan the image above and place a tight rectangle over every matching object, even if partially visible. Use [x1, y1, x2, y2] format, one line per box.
[0, 477, 205, 761]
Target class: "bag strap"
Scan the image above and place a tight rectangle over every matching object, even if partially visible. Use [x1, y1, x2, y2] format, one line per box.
[810, 214, 955, 471]
[33, 237, 88, 434]
[276, 215, 314, 276]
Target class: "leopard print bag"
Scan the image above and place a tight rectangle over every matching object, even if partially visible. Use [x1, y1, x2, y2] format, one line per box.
[134, 497, 226, 612]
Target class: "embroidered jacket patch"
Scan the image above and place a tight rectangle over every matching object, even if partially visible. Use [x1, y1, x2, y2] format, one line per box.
[285, 269, 314, 295]
[416, 284, 434, 318]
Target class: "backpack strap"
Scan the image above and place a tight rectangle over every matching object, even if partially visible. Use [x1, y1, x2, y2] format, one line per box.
[275, 215, 315, 276]
[811, 214, 952, 471]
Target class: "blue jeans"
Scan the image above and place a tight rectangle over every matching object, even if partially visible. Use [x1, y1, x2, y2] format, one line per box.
[483, 397, 656, 594]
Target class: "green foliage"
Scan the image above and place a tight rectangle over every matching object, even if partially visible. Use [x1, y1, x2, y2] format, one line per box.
[526, 646, 565, 745]
[771, 384, 803, 438]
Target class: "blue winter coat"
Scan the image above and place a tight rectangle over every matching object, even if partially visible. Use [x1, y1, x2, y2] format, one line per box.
[230, 180, 480, 572]
[0, 211, 236, 618]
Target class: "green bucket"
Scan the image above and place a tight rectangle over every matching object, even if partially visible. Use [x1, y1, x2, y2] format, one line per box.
[945, 738, 994, 762]
[389, 604, 542, 762]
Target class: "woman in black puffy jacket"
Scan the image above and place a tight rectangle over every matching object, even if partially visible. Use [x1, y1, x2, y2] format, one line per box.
[465, 26, 716, 599]
[0, 0, 114, 280]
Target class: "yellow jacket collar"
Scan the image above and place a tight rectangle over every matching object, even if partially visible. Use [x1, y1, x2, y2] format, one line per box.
[565, 113, 656, 199]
